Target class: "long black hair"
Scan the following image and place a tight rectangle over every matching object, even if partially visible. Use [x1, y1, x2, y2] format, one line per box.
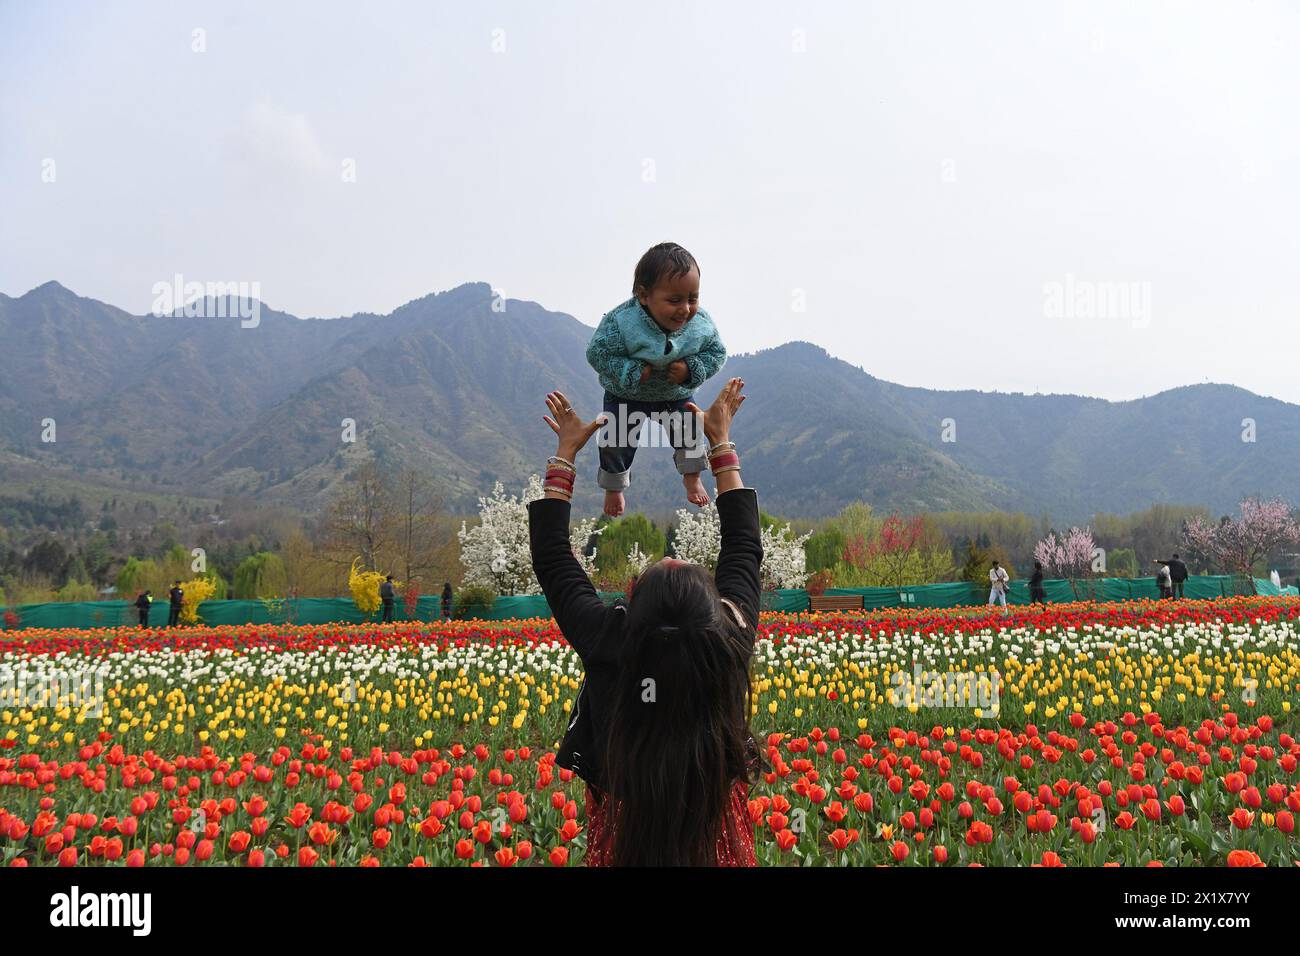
[600, 559, 757, 866]
[633, 242, 699, 298]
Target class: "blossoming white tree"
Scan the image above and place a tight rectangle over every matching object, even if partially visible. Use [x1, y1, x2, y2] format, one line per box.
[458, 476, 602, 595]
[671, 504, 722, 569]
[671, 503, 810, 589]
[759, 523, 813, 589]
[626, 542, 652, 577]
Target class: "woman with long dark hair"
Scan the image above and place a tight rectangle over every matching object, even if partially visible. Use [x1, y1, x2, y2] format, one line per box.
[528, 378, 762, 866]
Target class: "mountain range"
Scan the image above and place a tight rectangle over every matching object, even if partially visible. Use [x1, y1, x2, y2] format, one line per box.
[2, 280, 1296, 524]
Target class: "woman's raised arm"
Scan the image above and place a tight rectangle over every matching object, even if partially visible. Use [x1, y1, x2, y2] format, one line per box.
[527, 391, 612, 659]
[686, 379, 762, 630]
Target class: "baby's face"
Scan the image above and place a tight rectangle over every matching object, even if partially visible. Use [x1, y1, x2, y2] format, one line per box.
[637, 267, 699, 333]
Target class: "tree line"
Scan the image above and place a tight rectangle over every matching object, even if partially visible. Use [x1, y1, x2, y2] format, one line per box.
[2, 465, 1298, 609]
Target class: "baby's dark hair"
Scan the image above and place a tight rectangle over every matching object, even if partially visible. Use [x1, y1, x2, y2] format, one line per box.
[633, 242, 699, 297]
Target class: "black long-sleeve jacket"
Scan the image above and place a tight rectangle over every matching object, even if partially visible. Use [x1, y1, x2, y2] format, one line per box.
[527, 487, 764, 793]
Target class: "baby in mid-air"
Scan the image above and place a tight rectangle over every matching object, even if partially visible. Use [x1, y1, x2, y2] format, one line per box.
[585, 241, 727, 517]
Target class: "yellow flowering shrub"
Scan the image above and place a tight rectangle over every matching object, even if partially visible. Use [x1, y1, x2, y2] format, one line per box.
[180, 577, 217, 624]
[349, 559, 389, 616]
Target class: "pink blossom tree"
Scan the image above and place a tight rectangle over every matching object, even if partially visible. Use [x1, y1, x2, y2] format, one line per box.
[1034, 527, 1097, 578]
[1182, 497, 1300, 576]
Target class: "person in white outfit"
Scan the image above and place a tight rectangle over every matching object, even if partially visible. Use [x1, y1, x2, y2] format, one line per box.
[988, 561, 1010, 610]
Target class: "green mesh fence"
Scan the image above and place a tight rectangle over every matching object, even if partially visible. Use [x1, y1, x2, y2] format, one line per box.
[2, 576, 1293, 631]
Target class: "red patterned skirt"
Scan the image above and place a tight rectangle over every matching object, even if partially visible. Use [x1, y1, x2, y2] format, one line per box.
[583, 780, 756, 867]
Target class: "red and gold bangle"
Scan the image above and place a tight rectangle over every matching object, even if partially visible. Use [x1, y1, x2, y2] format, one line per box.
[708, 451, 739, 471]
[543, 479, 575, 497]
[544, 460, 575, 498]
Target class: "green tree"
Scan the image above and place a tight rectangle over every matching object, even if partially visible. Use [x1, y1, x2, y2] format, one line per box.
[593, 514, 665, 573]
[804, 527, 845, 573]
[115, 557, 159, 596]
[65, 555, 90, 586]
[200, 568, 230, 600]
[83, 532, 114, 584]
[1107, 547, 1138, 578]
[233, 552, 289, 599]
[958, 541, 1016, 584]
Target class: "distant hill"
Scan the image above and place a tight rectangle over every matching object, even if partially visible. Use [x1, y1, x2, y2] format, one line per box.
[2, 280, 1296, 523]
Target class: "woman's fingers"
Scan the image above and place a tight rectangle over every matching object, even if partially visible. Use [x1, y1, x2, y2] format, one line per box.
[543, 416, 559, 435]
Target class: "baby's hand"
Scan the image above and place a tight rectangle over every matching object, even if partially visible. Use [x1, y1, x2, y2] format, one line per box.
[666, 360, 689, 385]
[639, 363, 653, 384]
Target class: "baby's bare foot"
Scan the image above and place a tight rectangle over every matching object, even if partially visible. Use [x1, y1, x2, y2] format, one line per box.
[604, 490, 625, 517]
[683, 473, 710, 507]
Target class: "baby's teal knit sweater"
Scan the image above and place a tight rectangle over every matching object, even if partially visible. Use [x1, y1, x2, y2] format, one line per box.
[585, 297, 727, 402]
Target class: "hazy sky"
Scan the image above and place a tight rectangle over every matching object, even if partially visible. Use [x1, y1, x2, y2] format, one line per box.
[2, 0, 1297, 402]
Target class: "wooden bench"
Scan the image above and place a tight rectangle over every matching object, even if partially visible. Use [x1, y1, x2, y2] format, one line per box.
[808, 594, 865, 613]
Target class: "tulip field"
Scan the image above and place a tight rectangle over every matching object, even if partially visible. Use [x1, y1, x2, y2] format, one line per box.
[2, 596, 1299, 866]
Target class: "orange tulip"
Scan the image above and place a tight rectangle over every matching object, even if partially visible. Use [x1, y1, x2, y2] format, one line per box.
[1226, 849, 1265, 867]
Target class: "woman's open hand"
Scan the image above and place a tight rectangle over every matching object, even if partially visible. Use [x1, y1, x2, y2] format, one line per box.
[543, 391, 605, 461]
[684, 377, 746, 448]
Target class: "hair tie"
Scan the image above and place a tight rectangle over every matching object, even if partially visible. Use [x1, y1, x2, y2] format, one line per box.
[658, 624, 680, 634]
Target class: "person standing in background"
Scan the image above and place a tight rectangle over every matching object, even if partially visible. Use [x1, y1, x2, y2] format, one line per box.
[1167, 553, 1188, 599]
[167, 581, 184, 627]
[135, 590, 153, 628]
[1153, 560, 1172, 599]
[988, 561, 1010, 612]
[1029, 561, 1047, 604]
[441, 582, 453, 621]
[380, 575, 396, 623]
